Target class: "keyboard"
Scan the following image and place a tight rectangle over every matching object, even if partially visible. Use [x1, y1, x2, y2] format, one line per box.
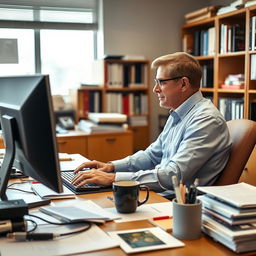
[61, 171, 112, 194]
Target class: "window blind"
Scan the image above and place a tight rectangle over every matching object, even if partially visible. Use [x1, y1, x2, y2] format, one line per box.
[0, 0, 98, 30]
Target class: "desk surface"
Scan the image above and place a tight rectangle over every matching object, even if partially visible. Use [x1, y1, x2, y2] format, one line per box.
[70, 191, 255, 256]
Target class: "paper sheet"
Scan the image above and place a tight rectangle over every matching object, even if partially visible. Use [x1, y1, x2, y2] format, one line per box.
[59, 154, 89, 171]
[0, 224, 118, 256]
[105, 202, 173, 223]
[38, 200, 120, 222]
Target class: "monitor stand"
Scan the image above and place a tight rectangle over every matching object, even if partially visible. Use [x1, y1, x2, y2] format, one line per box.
[0, 115, 16, 201]
[0, 115, 50, 208]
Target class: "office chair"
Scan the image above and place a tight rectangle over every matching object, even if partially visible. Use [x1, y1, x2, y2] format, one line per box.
[214, 119, 256, 186]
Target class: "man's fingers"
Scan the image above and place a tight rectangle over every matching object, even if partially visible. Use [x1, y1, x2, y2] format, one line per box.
[75, 178, 95, 187]
[74, 161, 97, 173]
[72, 172, 92, 184]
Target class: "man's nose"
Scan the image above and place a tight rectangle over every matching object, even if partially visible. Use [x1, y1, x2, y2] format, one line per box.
[153, 83, 160, 93]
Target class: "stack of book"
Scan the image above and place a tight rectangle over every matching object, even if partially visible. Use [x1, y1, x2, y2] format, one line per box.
[197, 183, 256, 253]
[221, 74, 245, 89]
[184, 6, 220, 24]
[78, 113, 128, 133]
[217, 0, 247, 15]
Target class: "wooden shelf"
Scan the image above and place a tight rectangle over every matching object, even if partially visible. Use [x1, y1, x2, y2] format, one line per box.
[217, 51, 246, 57]
[200, 88, 214, 92]
[217, 89, 245, 93]
[105, 87, 148, 92]
[70, 59, 151, 152]
[182, 4, 256, 121]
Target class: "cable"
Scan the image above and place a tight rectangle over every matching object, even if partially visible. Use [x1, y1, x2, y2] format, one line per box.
[7, 187, 35, 194]
[7, 214, 92, 241]
[7, 222, 92, 241]
[7, 180, 36, 194]
[26, 214, 88, 226]
[25, 219, 37, 233]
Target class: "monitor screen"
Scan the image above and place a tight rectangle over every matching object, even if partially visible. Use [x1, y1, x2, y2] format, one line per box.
[0, 74, 63, 200]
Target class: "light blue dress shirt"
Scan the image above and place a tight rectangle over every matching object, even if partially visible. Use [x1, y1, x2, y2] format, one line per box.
[112, 91, 232, 194]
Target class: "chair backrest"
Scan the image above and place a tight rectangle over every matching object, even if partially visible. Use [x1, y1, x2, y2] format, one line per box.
[214, 119, 256, 186]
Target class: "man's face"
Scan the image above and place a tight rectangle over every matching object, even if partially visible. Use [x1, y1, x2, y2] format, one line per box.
[153, 66, 183, 110]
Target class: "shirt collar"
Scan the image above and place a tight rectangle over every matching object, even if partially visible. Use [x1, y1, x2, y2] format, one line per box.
[170, 91, 203, 122]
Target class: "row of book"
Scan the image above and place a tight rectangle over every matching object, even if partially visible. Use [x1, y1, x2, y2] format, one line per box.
[193, 27, 215, 56]
[218, 98, 244, 121]
[219, 23, 245, 54]
[249, 101, 256, 121]
[106, 63, 148, 88]
[81, 91, 102, 116]
[201, 64, 213, 88]
[106, 93, 148, 116]
[249, 16, 256, 51]
[198, 183, 256, 253]
[251, 54, 256, 80]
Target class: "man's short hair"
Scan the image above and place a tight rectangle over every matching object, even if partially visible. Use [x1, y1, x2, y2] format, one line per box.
[151, 52, 202, 89]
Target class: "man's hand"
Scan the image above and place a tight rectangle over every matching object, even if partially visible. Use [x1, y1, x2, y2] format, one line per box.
[71, 169, 115, 187]
[74, 160, 115, 174]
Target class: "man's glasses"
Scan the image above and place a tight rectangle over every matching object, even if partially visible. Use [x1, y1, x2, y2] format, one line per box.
[154, 76, 183, 87]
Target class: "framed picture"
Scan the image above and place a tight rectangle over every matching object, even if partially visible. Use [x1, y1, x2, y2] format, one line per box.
[108, 227, 184, 254]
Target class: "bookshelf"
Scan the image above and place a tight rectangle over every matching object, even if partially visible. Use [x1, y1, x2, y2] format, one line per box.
[182, 5, 256, 185]
[181, 5, 256, 121]
[70, 59, 150, 152]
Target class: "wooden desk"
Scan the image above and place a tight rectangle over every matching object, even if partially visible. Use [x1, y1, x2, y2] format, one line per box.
[73, 191, 255, 256]
[57, 130, 133, 162]
[0, 130, 133, 162]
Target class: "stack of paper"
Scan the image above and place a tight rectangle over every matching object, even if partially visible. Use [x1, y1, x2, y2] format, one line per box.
[31, 183, 75, 200]
[78, 119, 127, 133]
[39, 200, 120, 223]
[197, 183, 256, 253]
[88, 112, 127, 124]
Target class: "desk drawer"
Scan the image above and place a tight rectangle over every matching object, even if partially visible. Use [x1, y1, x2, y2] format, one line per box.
[57, 136, 87, 157]
[87, 133, 133, 162]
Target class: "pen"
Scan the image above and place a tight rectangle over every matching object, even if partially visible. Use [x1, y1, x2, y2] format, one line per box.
[31, 181, 40, 184]
[59, 157, 72, 161]
[171, 176, 183, 204]
[187, 184, 197, 204]
[153, 216, 171, 221]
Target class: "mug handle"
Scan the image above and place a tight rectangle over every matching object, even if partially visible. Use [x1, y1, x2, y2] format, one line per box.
[138, 185, 149, 206]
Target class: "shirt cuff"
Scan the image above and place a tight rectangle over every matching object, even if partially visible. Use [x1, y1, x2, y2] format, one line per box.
[115, 172, 134, 181]
[111, 159, 130, 172]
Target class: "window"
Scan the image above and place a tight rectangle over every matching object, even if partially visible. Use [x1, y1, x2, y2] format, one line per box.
[0, 28, 35, 75]
[41, 30, 94, 95]
[0, 1, 98, 95]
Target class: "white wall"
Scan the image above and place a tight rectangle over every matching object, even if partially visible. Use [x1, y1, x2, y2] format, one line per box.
[100, 0, 234, 142]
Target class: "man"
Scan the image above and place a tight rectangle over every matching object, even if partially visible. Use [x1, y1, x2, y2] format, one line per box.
[72, 52, 232, 197]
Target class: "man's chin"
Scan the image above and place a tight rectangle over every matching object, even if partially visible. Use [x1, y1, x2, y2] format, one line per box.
[159, 103, 170, 110]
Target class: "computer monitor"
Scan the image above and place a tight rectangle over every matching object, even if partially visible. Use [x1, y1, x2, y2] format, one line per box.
[0, 74, 63, 201]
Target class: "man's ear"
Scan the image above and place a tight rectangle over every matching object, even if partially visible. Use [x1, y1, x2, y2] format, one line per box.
[181, 77, 190, 91]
